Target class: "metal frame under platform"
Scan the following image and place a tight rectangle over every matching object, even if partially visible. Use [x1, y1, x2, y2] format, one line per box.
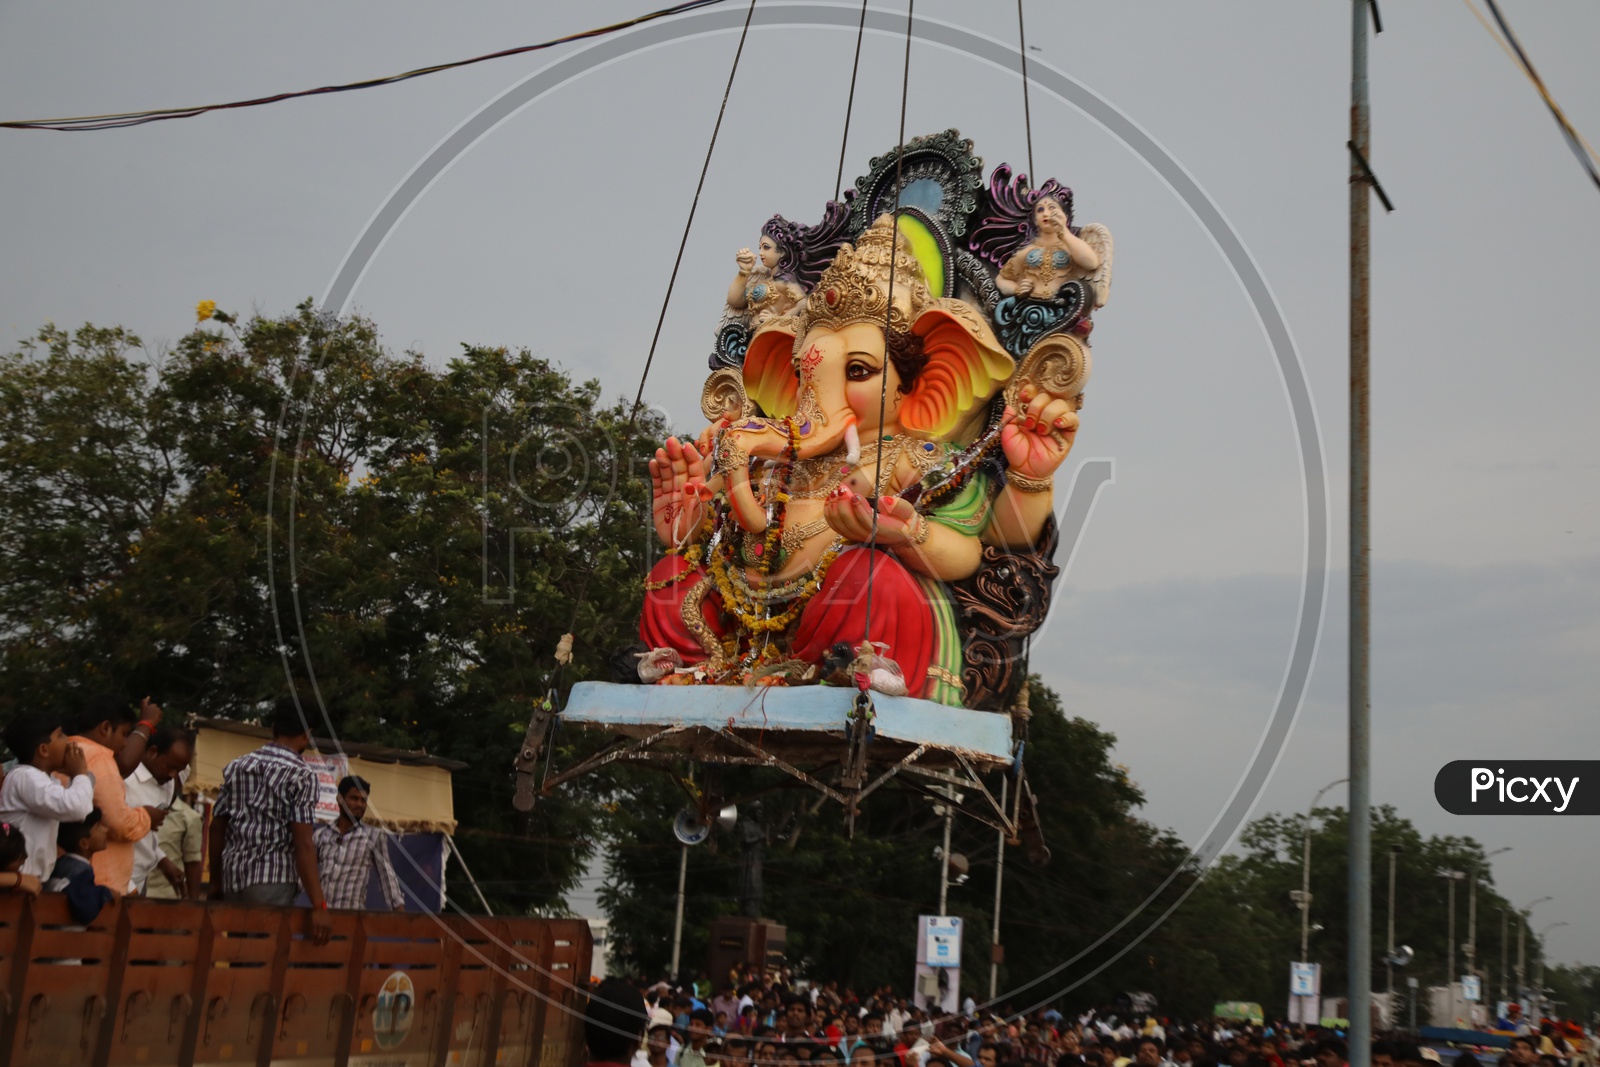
[513, 682, 1046, 851]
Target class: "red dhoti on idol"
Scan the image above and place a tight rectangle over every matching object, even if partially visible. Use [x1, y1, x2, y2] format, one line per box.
[640, 546, 935, 698]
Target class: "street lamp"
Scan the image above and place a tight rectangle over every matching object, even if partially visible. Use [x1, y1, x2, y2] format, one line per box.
[1439, 869, 1466, 989]
[1517, 896, 1554, 1002]
[1535, 921, 1569, 1015]
[1467, 847, 1512, 985]
[1290, 776, 1346, 1026]
[1387, 845, 1403, 995]
[1501, 907, 1510, 1003]
[1298, 777, 1350, 962]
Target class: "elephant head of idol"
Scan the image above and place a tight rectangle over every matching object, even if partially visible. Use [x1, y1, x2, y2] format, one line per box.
[715, 214, 1014, 533]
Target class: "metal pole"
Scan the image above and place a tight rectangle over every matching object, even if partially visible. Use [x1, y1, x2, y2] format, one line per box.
[1297, 777, 1346, 1024]
[1300, 815, 1314, 964]
[1347, 0, 1374, 1059]
[1468, 868, 1478, 979]
[939, 799, 953, 916]
[1516, 913, 1526, 1003]
[1469, 849, 1508, 1009]
[1501, 908, 1510, 1004]
[670, 843, 689, 978]
[1447, 875, 1457, 990]
[1386, 848, 1397, 996]
[990, 778, 1008, 1000]
[1512, 898, 1554, 1008]
[1535, 923, 1567, 1014]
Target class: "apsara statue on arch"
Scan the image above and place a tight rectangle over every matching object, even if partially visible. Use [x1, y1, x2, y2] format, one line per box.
[639, 130, 1113, 710]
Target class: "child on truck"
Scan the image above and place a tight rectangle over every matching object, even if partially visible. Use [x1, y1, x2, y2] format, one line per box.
[44, 809, 117, 924]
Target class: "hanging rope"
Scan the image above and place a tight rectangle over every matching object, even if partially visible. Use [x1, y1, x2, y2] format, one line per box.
[1, 0, 732, 132]
[1016, 0, 1035, 180]
[554, 0, 759, 689]
[1468, 0, 1600, 194]
[833, 0, 872, 202]
[860, 0, 915, 654]
[630, 0, 759, 419]
[1014, 3, 1035, 703]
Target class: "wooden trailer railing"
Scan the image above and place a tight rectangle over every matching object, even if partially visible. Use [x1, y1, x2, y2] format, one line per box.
[0, 892, 591, 1067]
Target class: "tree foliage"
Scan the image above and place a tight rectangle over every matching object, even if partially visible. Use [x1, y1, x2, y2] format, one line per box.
[0, 306, 664, 912]
[1206, 802, 1544, 1017]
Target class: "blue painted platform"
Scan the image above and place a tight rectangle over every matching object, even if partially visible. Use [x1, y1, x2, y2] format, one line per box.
[562, 681, 1013, 763]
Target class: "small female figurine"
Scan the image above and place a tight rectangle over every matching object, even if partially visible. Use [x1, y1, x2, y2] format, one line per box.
[995, 195, 1102, 301]
[725, 234, 805, 326]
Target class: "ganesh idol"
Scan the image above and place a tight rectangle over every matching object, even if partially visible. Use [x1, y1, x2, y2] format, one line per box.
[641, 212, 1089, 705]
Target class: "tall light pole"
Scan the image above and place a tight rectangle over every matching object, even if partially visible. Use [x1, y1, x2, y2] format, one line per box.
[990, 778, 1007, 1000]
[1517, 896, 1554, 1003]
[1440, 870, 1465, 986]
[1296, 777, 1350, 962]
[1386, 845, 1402, 996]
[1468, 847, 1512, 983]
[1501, 907, 1510, 1003]
[670, 843, 689, 978]
[936, 787, 955, 916]
[1289, 776, 1347, 1026]
[1346, 0, 1387, 1057]
[1536, 921, 1569, 1015]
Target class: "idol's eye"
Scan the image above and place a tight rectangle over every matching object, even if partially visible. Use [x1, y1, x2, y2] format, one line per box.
[846, 361, 876, 382]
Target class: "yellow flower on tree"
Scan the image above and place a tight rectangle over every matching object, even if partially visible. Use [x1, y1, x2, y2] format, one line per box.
[196, 300, 217, 323]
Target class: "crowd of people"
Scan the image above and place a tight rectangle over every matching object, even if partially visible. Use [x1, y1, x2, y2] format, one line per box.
[0, 694, 407, 939]
[581, 972, 1596, 1067]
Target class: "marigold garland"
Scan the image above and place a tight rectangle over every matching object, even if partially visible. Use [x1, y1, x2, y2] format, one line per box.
[707, 537, 843, 635]
[673, 415, 846, 679]
[642, 544, 703, 591]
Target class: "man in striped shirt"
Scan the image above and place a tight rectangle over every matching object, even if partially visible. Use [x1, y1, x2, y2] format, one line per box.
[315, 775, 406, 911]
[207, 698, 333, 945]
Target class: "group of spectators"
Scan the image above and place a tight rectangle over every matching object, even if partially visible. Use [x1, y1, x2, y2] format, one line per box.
[0, 694, 407, 939]
[580, 974, 1595, 1067]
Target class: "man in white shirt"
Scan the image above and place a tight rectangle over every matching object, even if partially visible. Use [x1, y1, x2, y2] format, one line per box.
[123, 725, 193, 893]
[0, 711, 96, 878]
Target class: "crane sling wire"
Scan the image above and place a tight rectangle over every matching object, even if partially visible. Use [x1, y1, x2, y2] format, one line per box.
[1015, 1, 1035, 690]
[860, 0, 915, 652]
[554, 0, 758, 692]
[1016, 0, 1035, 180]
[833, 0, 871, 202]
[1466, 0, 1600, 194]
[1, 0, 732, 132]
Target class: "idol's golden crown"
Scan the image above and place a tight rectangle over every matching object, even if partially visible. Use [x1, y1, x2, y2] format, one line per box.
[801, 214, 931, 340]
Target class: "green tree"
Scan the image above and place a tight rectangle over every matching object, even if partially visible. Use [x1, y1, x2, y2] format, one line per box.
[1543, 963, 1600, 1025]
[1210, 803, 1535, 1018]
[0, 305, 665, 912]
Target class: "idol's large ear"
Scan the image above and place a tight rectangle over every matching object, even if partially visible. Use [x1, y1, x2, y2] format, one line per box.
[901, 300, 1015, 439]
[742, 315, 801, 417]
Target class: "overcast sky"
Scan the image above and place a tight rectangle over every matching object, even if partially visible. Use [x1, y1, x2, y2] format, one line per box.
[4, 1, 1598, 974]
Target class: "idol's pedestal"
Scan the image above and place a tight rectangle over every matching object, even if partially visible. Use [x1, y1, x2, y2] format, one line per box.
[708, 916, 786, 984]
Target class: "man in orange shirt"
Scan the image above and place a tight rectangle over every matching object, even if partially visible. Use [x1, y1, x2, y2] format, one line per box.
[67, 695, 167, 891]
